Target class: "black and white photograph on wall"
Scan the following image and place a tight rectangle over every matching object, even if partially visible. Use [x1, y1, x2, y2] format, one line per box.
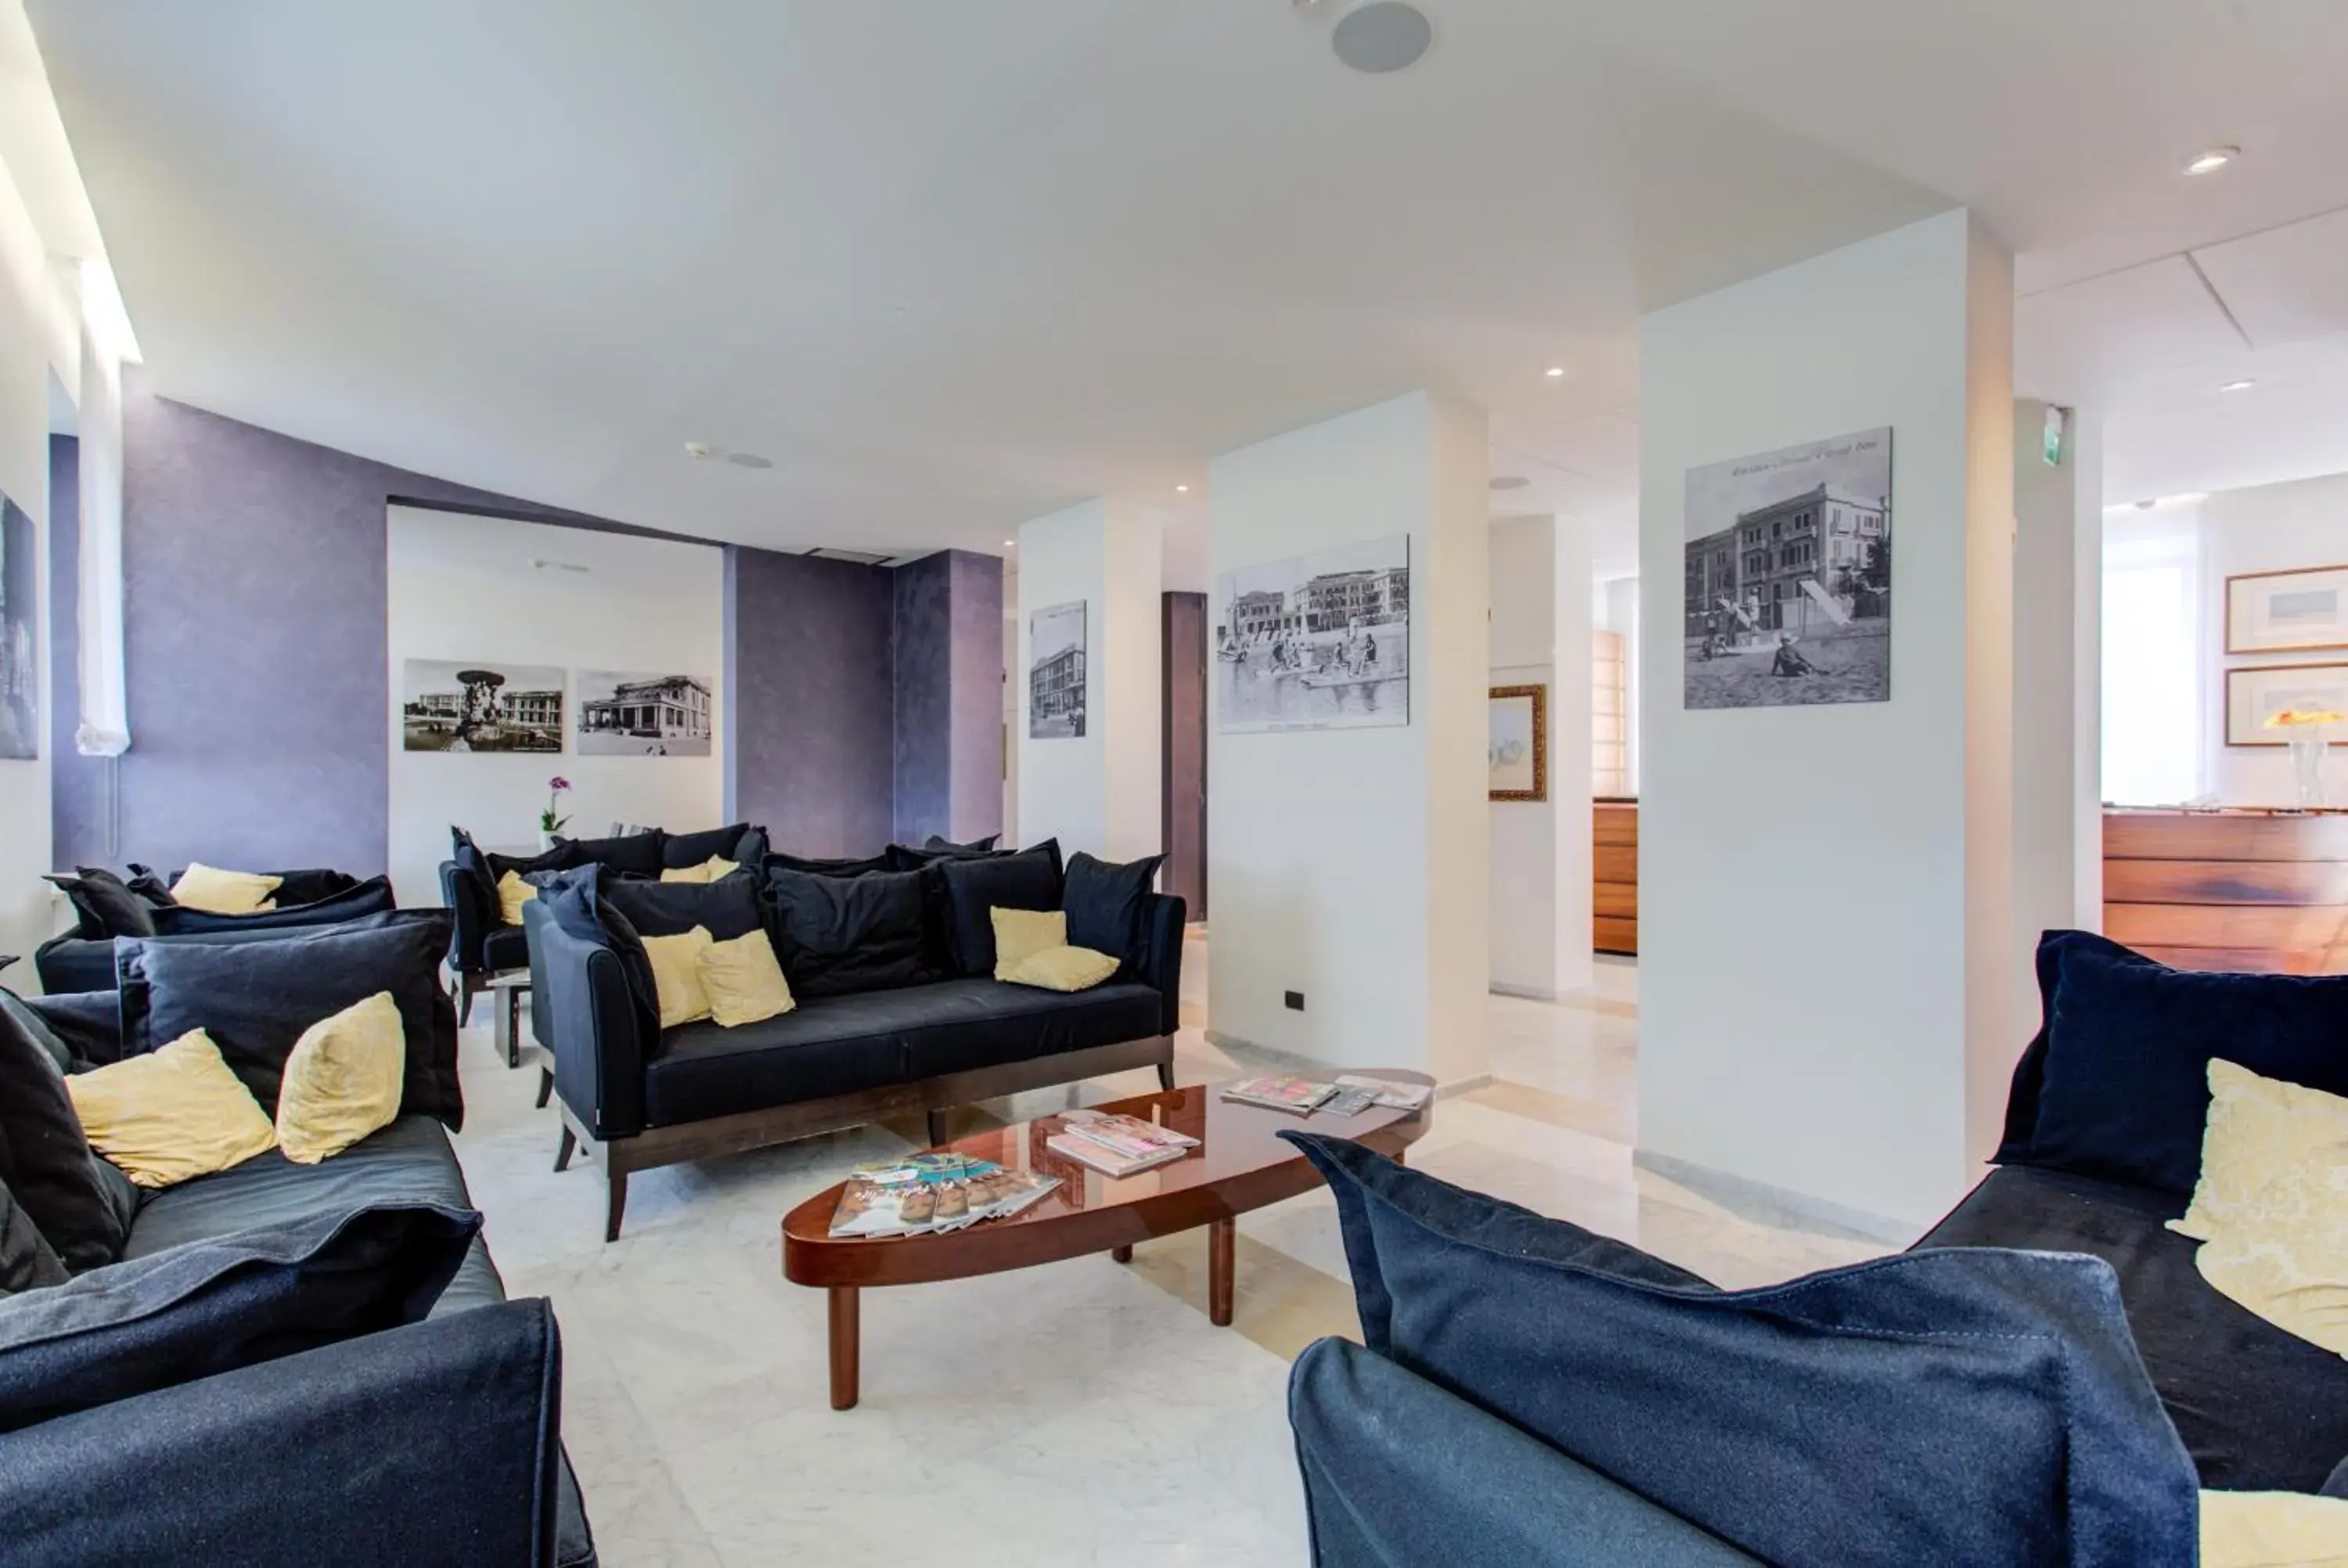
[1683, 426, 1892, 709]
[1214, 534, 1410, 732]
[401, 659, 565, 753]
[1028, 601, 1087, 739]
[577, 671, 713, 756]
[0, 492, 37, 760]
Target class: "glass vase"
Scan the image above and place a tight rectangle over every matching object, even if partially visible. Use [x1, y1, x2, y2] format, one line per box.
[2289, 732, 2329, 809]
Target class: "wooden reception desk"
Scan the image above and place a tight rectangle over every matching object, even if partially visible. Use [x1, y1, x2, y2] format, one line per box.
[2103, 807, 2348, 975]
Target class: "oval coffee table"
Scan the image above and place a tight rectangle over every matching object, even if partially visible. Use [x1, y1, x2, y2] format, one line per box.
[781, 1070, 1432, 1409]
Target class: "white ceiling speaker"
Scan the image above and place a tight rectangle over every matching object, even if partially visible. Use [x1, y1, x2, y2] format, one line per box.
[1489, 476, 1530, 491]
[726, 451, 774, 469]
[1332, 2, 1432, 73]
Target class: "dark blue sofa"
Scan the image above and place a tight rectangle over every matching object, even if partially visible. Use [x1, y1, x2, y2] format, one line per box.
[0, 983, 596, 1567]
[532, 850, 1183, 1239]
[36, 869, 394, 995]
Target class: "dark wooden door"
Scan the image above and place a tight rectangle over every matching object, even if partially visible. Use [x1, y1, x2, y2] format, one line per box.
[1161, 592, 1208, 919]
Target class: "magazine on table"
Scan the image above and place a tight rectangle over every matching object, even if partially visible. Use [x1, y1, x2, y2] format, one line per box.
[1044, 1110, 1201, 1178]
[1334, 1074, 1431, 1111]
[1219, 1074, 1337, 1115]
[827, 1153, 1060, 1239]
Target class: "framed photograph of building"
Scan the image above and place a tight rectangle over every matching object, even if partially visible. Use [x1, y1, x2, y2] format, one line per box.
[0, 491, 37, 761]
[1683, 426, 1892, 710]
[577, 671, 713, 756]
[1489, 685, 1546, 801]
[2225, 661, 2348, 746]
[2227, 564, 2348, 655]
[1213, 534, 1410, 733]
[1028, 601, 1087, 739]
[401, 660, 565, 753]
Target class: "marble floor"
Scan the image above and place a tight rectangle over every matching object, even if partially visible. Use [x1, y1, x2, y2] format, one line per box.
[452, 941, 1888, 1566]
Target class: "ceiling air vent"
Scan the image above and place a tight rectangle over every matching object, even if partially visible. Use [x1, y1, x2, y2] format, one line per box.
[804, 548, 896, 566]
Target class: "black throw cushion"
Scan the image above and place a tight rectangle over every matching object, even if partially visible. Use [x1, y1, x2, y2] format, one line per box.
[886, 836, 1025, 872]
[661, 824, 750, 869]
[0, 1178, 67, 1294]
[603, 874, 763, 942]
[0, 995, 129, 1272]
[1997, 930, 2348, 1196]
[538, 867, 662, 1049]
[0, 1202, 478, 1433]
[262, 869, 361, 907]
[484, 842, 581, 883]
[121, 864, 178, 908]
[1061, 851, 1163, 976]
[555, 829, 667, 879]
[1285, 1133, 2198, 1568]
[149, 876, 396, 937]
[41, 870, 156, 940]
[764, 867, 935, 998]
[767, 851, 892, 879]
[927, 833, 999, 853]
[116, 912, 463, 1131]
[935, 844, 1064, 977]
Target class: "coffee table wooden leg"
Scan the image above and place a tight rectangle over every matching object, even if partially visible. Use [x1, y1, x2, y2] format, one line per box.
[1111, 1244, 1133, 1264]
[1208, 1217, 1234, 1327]
[829, 1286, 859, 1411]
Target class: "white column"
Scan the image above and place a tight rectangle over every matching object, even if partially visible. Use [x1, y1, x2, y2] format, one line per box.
[1489, 516, 1594, 999]
[1208, 390, 1490, 1087]
[1015, 496, 1161, 861]
[1637, 210, 2019, 1235]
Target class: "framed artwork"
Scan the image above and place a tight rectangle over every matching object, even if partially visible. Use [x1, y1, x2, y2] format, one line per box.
[0, 491, 36, 760]
[1028, 601, 1087, 739]
[1213, 534, 1410, 733]
[1489, 685, 1547, 801]
[2226, 564, 2348, 655]
[401, 660, 565, 753]
[1682, 426, 1892, 709]
[2225, 662, 2348, 746]
[576, 671, 712, 756]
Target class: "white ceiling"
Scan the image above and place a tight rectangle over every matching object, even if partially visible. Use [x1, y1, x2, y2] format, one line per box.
[26, 1, 2348, 566]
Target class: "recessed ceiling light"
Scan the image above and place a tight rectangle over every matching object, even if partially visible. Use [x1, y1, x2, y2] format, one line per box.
[1331, 2, 1432, 74]
[1489, 476, 1530, 491]
[2183, 146, 2238, 176]
[2220, 378, 2256, 392]
[1003, 539, 1016, 548]
[725, 451, 773, 469]
[1544, 366, 1566, 378]
[1175, 484, 1189, 493]
[684, 441, 715, 459]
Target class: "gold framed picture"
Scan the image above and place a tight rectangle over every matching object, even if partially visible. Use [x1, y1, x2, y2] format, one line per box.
[2226, 564, 2348, 655]
[1489, 685, 1547, 801]
[2224, 661, 2348, 746]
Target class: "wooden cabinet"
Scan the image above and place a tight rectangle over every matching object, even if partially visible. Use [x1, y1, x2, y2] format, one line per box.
[1595, 800, 1637, 955]
[2103, 808, 2348, 974]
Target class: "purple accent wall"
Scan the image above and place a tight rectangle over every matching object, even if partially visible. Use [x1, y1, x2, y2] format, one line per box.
[724, 546, 896, 855]
[891, 549, 1003, 846]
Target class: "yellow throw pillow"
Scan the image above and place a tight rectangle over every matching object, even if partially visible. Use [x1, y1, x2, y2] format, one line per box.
[992, 907, 1068, 981]
[65, 1030, 277, 1189]
[170, 862, 282, 915]
[2200, 1488, 2348, 1567]
[660, 855, 740, 885]
[2193, 1156, 2348, 1358]
[2173, 1060, 2348, 1243]
[698, 930, 795, 1028]
[639, 926, 715, 1029]
[1003, 945, 1118, 993]
[496, 869, 538, 926]
[275, 991, 406, 1165]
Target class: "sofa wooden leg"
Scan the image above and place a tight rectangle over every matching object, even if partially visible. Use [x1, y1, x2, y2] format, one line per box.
[554, 1124, 576, 1173]
[535, 1064, 554, 1109]
[457, 974, 477, 1029]
[604, 1171, 628, 1243]
[1156, 1060, 1176, 1092]
[924, 1108, 949, 1148]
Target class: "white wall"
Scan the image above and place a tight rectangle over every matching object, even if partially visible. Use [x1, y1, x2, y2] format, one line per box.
[1209, 390, 1490, 1085]
[0, 140, 76, 976]
[1637, 210, 2018, 1233]
[1599, 575, 1641, 795]
[2011, 399, 2101, 949]
[1014, 497, 1161, 861]
[2201, 470, 2348, 805]
[1489, 515, 1594, 998]
[385, 505, 722, 904]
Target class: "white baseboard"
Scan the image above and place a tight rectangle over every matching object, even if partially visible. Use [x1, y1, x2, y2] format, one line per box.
[1632, 1149, 1919, 1246]
[1487, 981, 1558, 1001]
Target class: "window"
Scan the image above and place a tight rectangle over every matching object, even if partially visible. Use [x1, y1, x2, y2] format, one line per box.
[2103, 521, 2205, 805]
[1593, 630, 1628, 797]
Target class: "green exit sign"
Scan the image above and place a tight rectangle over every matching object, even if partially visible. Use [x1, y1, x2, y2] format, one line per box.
[2042, 405, 2067, 466]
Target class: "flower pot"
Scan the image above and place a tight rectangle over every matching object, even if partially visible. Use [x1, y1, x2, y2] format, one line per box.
[538, 830, 559, 853]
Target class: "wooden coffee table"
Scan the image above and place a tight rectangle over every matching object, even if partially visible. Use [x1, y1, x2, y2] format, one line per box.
[781, 1070, 1432, 1409]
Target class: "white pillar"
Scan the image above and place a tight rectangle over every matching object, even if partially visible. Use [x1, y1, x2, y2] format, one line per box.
[1489, 516, 1594, 998]
[1208, 390, 1490, 1087]
[1637, 210, 2019, 1235]
[1015, 496, 1162, 862]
